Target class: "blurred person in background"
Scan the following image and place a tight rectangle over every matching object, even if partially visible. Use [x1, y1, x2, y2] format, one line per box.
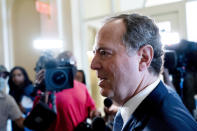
[75, 70, 86, 85]
[8, 66, 34, 131]
[0, 65, 24, 131]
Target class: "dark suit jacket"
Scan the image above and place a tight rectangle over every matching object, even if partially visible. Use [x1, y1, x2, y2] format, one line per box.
[122, 81, 197, 131]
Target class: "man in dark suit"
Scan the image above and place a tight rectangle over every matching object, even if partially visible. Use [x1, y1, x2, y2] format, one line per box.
[90, 13, 197, 131]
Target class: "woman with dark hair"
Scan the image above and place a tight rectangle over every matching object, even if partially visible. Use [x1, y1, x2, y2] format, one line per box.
[8, 66, 34, 131]
[75, 70, 86, 85]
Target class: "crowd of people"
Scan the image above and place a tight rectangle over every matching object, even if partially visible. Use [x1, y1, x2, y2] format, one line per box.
[0, 51, 103, 131]
[1, 13, 197, 131]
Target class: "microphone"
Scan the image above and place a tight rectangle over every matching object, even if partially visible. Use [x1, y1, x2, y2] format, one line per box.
[104, 98, 113, 108]
[104, 98, 115, 131]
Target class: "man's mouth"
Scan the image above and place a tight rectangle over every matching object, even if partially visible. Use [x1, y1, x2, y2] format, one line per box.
[98, 76, 107, 87]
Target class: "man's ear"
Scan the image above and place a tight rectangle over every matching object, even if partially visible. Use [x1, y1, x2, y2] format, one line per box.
[138, 45, 154, 71]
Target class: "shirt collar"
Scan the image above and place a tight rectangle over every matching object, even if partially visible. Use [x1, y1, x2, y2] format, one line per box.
[120, 78, 160, 125]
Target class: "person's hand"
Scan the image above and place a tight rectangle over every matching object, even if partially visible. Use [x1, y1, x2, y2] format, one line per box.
[104, 104, 119, 116]
[89, 109, 101, 119]
[14, 117, 24, 129]
[35, 69, 45, 85]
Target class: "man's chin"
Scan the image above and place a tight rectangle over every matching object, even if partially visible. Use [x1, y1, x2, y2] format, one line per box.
[100, 88, 114, 98]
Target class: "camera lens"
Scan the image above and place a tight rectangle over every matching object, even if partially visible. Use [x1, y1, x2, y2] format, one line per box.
[52, 71, 67, 85]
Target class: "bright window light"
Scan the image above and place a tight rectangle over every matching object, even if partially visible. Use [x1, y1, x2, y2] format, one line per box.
[160, 32, 180, 46]
[157, 21, 171, 33]
[87, 51, 94, 58]
[157, 21, 180, 45]
[33, 39, 63, 50]
[120, 0, 144, 11]
[186, 1, 197, 42]
[146, 0, 182, 7]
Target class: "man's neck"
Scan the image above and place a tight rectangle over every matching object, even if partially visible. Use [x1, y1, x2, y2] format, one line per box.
[121, 72, 158, 106]
[135, 74, 158, 96]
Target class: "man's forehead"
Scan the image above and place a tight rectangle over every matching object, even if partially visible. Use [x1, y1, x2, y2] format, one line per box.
[92, 42, 110, 51]
[93, 43, 102, 51]
[93, 33, 114, 50]
[92, 19, 126, 50]
[105, 18, 124, 26]
[92, 39, 125, 52]
[100, 19, 125, 33]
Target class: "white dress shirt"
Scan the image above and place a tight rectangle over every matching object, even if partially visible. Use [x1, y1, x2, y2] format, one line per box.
[120, 79, 160, 126]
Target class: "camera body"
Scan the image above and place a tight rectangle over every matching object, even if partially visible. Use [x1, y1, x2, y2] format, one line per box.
[164, 40, 197, 74]
[35, 52, 75, 92]
[45, 66, 74, 91]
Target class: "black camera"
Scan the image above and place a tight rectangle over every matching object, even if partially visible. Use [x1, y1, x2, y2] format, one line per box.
[24, 52, 76, 130]
[35, 52, 75, 91]
[164, 40, 197, 74]
[44, 61, 74, 91]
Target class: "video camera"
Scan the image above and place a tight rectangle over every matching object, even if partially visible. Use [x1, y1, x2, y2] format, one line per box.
[34, 51, 76, 92]
[164, 40, 197, 74]
[24, 52, 76, 130]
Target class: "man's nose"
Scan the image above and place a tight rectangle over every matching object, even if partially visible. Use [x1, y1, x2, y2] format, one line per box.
[91, 56, 101, 70]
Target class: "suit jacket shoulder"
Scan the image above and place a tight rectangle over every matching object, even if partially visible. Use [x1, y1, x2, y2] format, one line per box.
[123, 81, 197, 131]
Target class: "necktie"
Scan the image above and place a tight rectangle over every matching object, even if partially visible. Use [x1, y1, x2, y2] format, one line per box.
[113, 111, 124, 131]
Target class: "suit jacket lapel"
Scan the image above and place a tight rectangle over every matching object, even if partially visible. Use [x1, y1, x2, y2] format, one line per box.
[122, 81, 168, 131]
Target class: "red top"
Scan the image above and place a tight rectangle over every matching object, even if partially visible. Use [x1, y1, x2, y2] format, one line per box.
[47, 80, 96, 131]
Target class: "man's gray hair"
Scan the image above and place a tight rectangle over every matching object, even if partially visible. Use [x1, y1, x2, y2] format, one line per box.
[107, 13, 164, 76]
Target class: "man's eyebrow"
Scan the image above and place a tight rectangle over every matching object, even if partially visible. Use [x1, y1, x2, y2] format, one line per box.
[95, 47, 112, 51]
[92, 46, 113, 54]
